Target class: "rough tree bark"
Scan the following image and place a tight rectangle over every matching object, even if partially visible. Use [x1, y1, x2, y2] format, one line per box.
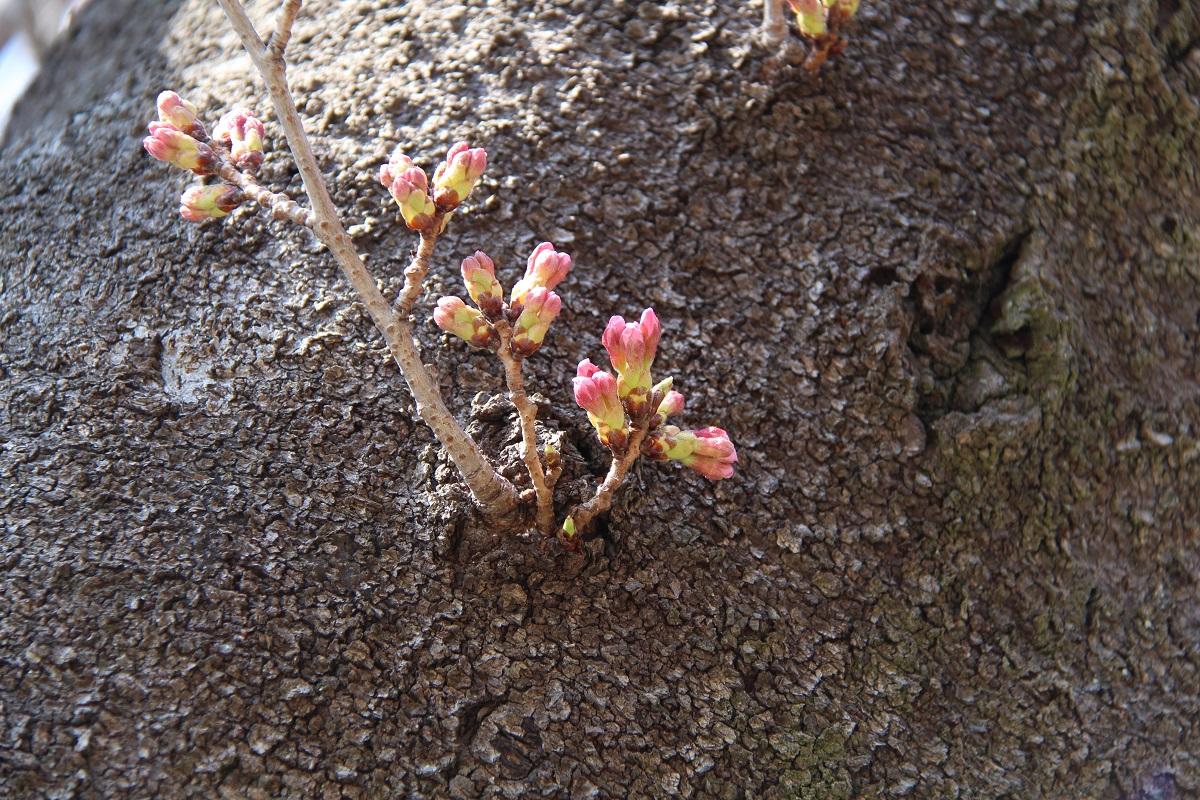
[1, 0, 1198, 798]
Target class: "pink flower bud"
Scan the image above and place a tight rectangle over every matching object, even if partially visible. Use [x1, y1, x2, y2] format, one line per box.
[179, 184, 244, 222]
[460, 251, 504, 318]
[143, 123, 217, 175]
[601, 307, 661, 412]
[659, 391, 685, 417]
[380, 149, 437, 231]
[651, 377, 685, 427]
[646, 425, 737, 480]
[378, 152, 415, 189]
[156, 91, 206, 139]
[432, 142, 487, 212]
[511, 287, 561, 356]
[213, 108, 266, 170]
[573, 359, 628, 445]
[510, 242, 572, 306]
[433, 296, 493, 348]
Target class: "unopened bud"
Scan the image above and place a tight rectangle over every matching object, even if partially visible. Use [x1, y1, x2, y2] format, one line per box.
[510, 242, 572, 306]
[213, 108, 266, 171]
[156, 91, 206, 139]
[433, 297, 493, 348]
[651, 379, 685, 428]
[511, 288, 561, 356]
[601, 308, 661, 413]
[646, 425, 737, 480]
[460, 251, 504, 318]
[573, 359, 628, 446]
[144, 123, 217, 175]
[380, 150, 437, 231]
[432, 142, 487, 212]
[179, 184, 243, 222]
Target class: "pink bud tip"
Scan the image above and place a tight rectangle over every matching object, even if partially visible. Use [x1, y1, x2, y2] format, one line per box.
[156, 91, 206, 139]
[577, 358, 601, 379]
[213, 108, 266, 170]
[432, 142, 487, 212]
[143, 123, 217, 175]
[572, 360, 626, 443]
[659, 390, 685, 417]
[665, 426, 737, 480]
[433, 296, 492, 348]
[511, 287, 562, 356]
[510, 242, 573, 305]
[460, 250, 503, 316]
[179, 184, 243, 222]
[601, 308, 662, 405]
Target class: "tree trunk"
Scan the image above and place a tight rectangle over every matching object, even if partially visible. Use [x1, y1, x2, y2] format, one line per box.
[2, 0, 1198, 797]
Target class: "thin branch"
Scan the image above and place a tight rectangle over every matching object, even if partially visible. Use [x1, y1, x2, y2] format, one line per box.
[494, 322, 554, 534]
[218, 162, 314, 227]
[761, 0, 788, 48]
[268, 0, 302, 60]
[214, 0, 519, 516]
[396, 230, 438, 315]
[562, 421, 651, 539]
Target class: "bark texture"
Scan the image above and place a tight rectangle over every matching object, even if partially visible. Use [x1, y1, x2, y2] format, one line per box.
[2, 0, 1199, 797]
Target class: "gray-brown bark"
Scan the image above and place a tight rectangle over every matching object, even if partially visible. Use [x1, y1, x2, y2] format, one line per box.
[1, 0, 1198, 797]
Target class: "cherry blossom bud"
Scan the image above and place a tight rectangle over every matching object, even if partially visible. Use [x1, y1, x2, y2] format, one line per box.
[646, 425, 737, 480]
[433, 296, 493, 348]
[651, 378, 685, 428]
[156, 91, 206, 139]
[573, 359, 627, 446]
[179, 184, 244, 222]
[460, 251, 504, 318]
[380, 150, 437, 231]
[510, 242, 572, 306]
[787, 0, 827, 36]
[213, 108, 266, 170]
[143, 123, 217, 175]
[601, 308, 661, 412]
[511, 288, 561, 356]
[432, 142, 487, 212]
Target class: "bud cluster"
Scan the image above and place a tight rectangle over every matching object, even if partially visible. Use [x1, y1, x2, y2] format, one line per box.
[574, 308, 737, 480]
[142, 91, 268, 222]
[213, 108, 266, 171]
[433, 240, 570, 358]
[380, 142, 487, 233]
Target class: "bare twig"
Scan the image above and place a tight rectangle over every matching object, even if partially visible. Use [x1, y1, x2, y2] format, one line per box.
[218, 162, 314, 227]
[396, 230, 438, 315]
[563, 421, 651, 537]
[267, 0, 302, 59]
[493, 321, 554, 533]
[214, 0, 519, 516]
[761, 0, 788, 48]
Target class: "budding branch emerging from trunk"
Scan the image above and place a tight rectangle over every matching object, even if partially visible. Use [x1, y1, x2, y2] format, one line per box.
[142, 0, 737, 548]
[760, 0, 863, 73]
[213, 0, 519, 517]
